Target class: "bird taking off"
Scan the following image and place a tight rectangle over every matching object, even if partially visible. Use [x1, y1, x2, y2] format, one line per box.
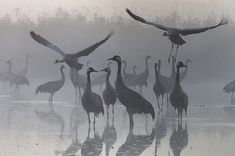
[30, 30, 113, 71]
[126, 8, 228, 63]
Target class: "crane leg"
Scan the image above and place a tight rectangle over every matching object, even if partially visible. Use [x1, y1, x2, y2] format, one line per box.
[175, 45, 180, 60]
[87, 113, 91, 126]
[161, 94, 164, 112]
[112, 105, 115, 123]
[93, 114, 96, 126]
[106, 105, 109, 121]
[128, 112, 134, 128]
[168, 42, 174, 63]
[156, 96, 160, 111]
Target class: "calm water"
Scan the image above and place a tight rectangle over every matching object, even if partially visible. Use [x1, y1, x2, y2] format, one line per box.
[0, 82, 234, 156]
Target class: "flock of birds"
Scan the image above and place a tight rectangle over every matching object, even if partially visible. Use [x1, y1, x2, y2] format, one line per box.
[0, 8, 231, 136]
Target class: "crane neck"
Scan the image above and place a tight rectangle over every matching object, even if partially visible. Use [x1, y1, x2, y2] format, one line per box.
[86, 72, 92, 90]
[176, 66, 181, 86]
[116, 61, 125, 87]
[171, 58, 176, 78]
[155, 65, 160, 82]
[145, 57, 150, 74]
[105, 71, 111, 82]
[60, 68, 65, 82]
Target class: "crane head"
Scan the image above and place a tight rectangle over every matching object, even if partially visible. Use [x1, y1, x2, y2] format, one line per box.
[100, 67, 111, 73]
[107, 55, 121, 63]
[87, 67, 98, 73]
[177, 61, 187, 68]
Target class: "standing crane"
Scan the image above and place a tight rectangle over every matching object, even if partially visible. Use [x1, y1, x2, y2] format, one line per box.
[35, 65, 65, 104]
[101, 67, 117, 120]
[170, 62, 188, 122]
[107, 55, 155, 127]
[81, 67, 104, 128]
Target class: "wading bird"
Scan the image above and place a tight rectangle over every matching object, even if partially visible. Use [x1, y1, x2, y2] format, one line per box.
[35, 65, 65, 104]
[170, 62, 188, 122]
[5, 60, 29, 92]
[134, 55, 153, 93]
[108, 55, 155, 127]
[30, 31, 113, 71]
[126, 8, 228, 62]
[17, 54, 31, 77]
[81, 67, 104, 127]
[223, 79, 235, 102]
[101, 67, 117, 120]
[153, 62, 166, 111]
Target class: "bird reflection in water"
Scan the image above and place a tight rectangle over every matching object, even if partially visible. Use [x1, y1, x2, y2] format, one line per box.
[35, 104, 65, 138]
[102, 119, 117, 156]
[116, 125, 154, 156]
[81, 126, 103, 156]
[55, 104, 83, 156]
[154, 113, 167, 156]
[169, 122, 188, 156]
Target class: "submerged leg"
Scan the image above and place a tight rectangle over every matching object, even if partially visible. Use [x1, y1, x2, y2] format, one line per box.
[106, 105, 109, 120]
[112, 105, 115, 123]
[156, 96, 160, 111]
[161, 94, 164, 112]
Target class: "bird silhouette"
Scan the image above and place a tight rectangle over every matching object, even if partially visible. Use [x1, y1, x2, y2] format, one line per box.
[5, 60, 29, 93]
[81, 126, 103, 156]
[101, 67, 117, 121]
[30, 31, 113, 71]
[134, 55, 153, 94]
[17, 54, 31, 77]
[108, 55, 155, 127]
[116, 126, 155, 156]
[81, 67, 104, 128]
[223, 79, 235, 103]
[102, 120, 117, 156]
[35, 65, 65, 104]
[170, 62, 188, 121]
[170, 123, 188, 156]
[126, 8, 228, 62]
[153, 61, 166, 112]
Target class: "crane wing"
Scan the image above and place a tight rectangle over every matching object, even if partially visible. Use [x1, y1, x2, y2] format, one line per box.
[73, 31, 113, 58]
[30, 31, 65, 56]
[126, 8, 168, 31]
[179, 18, 228, 36]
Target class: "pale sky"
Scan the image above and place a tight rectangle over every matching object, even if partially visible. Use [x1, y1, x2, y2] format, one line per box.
[0, 0, 234, 21]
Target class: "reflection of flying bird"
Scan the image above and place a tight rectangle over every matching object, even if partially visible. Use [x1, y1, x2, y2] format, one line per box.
[170, 62, 188, 121]
[30, 31, 113, 71]
[17, 54, 31, 77]
[35, 65, 65, 104]
[170, 123, 188, 156]
[81, 67, 104, 126]
[108, 55, 155, 127]
[126, 8, 228, 62]
[101, 67, 117, 120]
[102, 121, 117, 156]
[116, 126, 154, 156]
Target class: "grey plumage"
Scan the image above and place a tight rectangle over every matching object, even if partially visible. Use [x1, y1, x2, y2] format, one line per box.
[35, 65, 65, 103]
[81, 67, 104, 126]
[30, 31, 113, 71]
[101, 67, 117, 120]
[170, 62, 188, 121]
[17, 54, 31, 77]
[126, 8, 228, 62]
[108, 55, 155, 127]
